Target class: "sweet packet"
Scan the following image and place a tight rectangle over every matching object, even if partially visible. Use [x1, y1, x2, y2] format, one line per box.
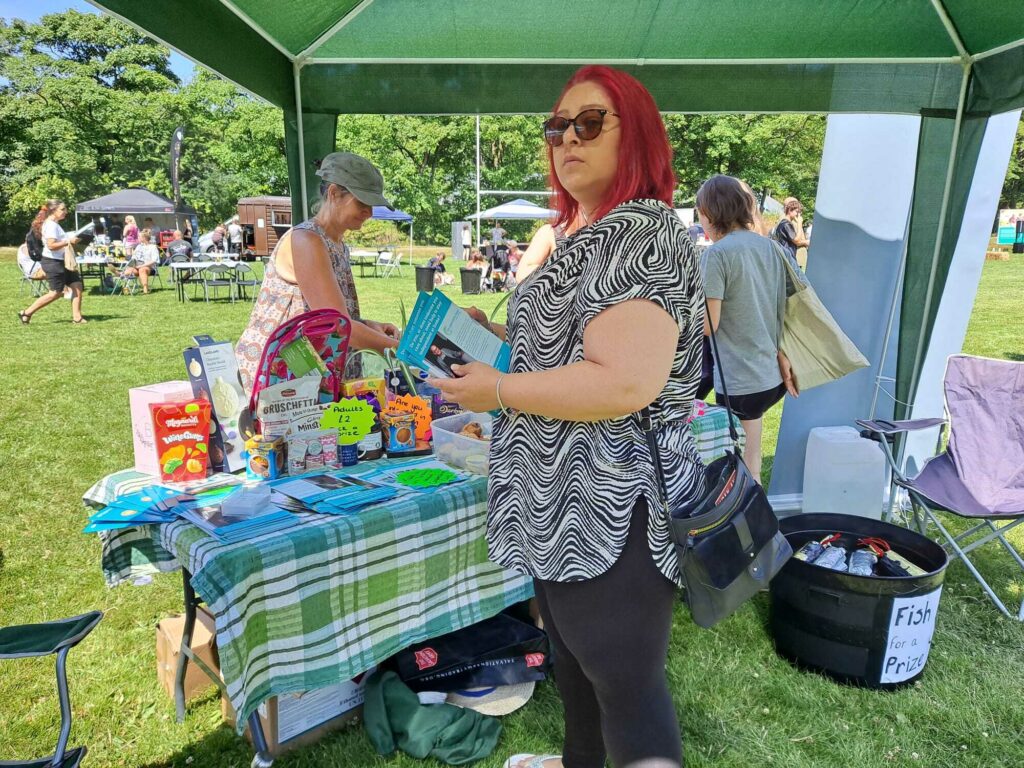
[149, 399, 213, 482]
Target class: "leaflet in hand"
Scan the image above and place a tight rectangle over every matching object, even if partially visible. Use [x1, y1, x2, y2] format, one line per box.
[73, 221, 96, 247]
[397, 291, 510, 378]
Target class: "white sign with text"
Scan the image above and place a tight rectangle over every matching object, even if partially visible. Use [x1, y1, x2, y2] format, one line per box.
[880, 587, 942, 684]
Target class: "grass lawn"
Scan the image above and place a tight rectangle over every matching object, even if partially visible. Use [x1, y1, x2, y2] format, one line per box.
[1, 248, 1022, 768]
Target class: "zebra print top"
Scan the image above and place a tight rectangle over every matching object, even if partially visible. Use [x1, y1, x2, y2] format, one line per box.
[487, 198, 706, 584]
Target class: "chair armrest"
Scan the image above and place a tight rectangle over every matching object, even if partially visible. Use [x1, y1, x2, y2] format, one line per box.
[855, 418, 946, 437]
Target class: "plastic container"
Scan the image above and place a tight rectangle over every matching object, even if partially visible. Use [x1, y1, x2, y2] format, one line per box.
[769, 513, 948, 689]
[460, 267, 482, 295]
[431, 411, 492, 475]
[415, 265, 435, 293]
[802, 426, 887, 519]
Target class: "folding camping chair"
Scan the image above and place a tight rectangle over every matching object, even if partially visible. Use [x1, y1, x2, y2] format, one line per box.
[857, 354, 1024, 620]
[109, 258, 140, 295]
[0, 611, 102, 767]
[20, 275, 47, 297]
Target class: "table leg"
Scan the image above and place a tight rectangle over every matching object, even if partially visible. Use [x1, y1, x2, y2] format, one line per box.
[248, 711, 274, 767]
[174, 568, 198, 723]
[175, 569, 275, 766]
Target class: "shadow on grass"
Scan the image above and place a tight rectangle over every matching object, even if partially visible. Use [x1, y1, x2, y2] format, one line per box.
[137, 721, 261, 768]
[74, 313, 123, 323]
[1005, 352, 1024, 361]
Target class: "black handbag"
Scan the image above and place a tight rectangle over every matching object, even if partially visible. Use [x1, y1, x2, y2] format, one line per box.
[642, 302, 792, 628]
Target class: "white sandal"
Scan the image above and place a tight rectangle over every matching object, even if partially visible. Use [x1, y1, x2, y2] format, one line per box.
[503, 755, 562, 768]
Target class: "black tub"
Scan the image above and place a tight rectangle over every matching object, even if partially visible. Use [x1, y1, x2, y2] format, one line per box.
[769, 513, 948, 689]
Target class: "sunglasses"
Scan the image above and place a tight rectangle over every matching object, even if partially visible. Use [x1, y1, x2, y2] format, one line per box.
[543, 108, 619, 147]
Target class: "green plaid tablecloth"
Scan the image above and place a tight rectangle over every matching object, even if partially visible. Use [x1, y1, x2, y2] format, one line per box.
[85, 460, 533, 732]
[84, 405, 739, 587]
[689, 402, 745, 459]
[84, 470, 184, 585]
[84, 406, 738, 732]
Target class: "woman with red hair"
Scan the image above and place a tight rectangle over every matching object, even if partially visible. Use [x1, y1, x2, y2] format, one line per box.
[432, 66, 702, 768]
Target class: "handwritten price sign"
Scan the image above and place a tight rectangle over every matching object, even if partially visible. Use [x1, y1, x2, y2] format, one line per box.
[393, 394, 432, 440]
[319, 397, 376, 445]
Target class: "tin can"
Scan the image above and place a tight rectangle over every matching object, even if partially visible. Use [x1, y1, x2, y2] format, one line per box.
[243, 434, 286, 481]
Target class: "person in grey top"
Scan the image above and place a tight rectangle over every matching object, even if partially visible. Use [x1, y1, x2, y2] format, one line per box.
[696, 174, 798, 481]
[490, 223, 506, 245]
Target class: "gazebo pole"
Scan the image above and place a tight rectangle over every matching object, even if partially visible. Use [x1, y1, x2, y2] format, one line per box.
[293, 62, 309, 220]
[475, 115, 481, 248]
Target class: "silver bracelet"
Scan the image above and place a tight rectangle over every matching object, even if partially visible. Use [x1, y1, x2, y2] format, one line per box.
[495, 375, 512, 417]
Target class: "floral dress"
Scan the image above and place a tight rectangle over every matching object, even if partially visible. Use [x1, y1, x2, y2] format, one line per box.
[236, 220, 362, 397]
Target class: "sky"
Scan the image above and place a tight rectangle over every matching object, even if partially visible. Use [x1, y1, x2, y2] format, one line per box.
[0, 0, 196, 81]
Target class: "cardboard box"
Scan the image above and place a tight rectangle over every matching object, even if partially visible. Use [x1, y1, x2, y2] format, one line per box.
[156, 606, 220, 702]
[222, 672, 371, 757]
[130, 381, 194, 475]
[182, 336, 248, 473]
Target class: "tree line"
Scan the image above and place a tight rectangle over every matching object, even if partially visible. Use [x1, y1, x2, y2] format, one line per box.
[5, 11, 1018, 247]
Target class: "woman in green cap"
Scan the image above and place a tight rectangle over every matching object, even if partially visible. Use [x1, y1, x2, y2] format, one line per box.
[236, 151, 401, 395]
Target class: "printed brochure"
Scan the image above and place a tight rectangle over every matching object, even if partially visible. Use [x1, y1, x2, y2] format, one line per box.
[397, 291, 510, 378]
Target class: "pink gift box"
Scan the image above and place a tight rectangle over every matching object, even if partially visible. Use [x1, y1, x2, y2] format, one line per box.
[129, 381, 194, 475]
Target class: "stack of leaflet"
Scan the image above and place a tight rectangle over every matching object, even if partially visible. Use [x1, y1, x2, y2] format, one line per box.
[177, 485, 298, 543]
[84, 485, 195, 534]
[270, 472, 397, 515]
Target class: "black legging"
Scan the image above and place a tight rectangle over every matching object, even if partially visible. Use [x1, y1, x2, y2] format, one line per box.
[533, 500, 682, 768]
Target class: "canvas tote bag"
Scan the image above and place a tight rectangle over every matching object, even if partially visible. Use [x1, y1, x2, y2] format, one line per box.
[773, 243, 868, 391]
[63, 244, 79, 272]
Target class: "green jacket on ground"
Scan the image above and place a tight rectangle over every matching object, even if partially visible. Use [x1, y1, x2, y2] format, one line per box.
[363, 669, 502, 765]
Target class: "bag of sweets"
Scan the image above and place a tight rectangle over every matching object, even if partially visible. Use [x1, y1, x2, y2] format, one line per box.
[150, 399, 213, 482]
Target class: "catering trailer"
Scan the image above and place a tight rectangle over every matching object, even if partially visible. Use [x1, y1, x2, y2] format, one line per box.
[237, 196, 293, 258]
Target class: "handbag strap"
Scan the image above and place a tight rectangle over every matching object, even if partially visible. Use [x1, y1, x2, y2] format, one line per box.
[640, 294, 740, 512]
[701, 296, 741, 446]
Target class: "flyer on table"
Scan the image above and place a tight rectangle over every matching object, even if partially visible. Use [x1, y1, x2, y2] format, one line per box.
[397, 291, 511, 378]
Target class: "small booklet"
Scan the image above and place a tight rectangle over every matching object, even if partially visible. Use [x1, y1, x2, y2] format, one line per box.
[397, 291, 511, 378]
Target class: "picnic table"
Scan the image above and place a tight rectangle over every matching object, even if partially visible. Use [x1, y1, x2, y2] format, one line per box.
[349, 249, 380, 278]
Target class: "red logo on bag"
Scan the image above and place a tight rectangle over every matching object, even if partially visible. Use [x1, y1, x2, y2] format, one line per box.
[525, 653, 545, 668]
[414, 648, 438, 670]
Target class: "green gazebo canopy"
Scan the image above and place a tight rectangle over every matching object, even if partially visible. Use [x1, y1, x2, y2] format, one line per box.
[91, 0, 1024, 412]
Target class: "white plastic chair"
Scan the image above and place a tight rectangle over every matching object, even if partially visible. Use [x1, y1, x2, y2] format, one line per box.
[375, 249, 403, 278]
